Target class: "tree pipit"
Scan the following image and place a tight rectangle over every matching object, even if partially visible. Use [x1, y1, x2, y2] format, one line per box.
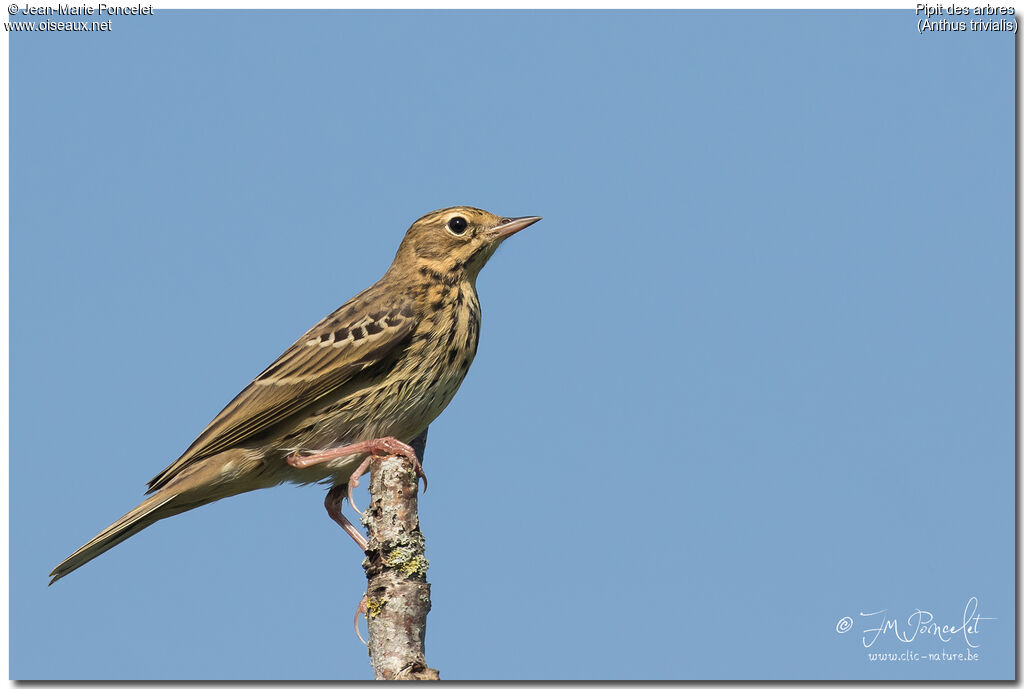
[50, 207, 541, 584]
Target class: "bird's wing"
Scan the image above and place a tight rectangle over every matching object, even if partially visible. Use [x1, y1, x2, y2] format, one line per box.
[146, 293, 417, 492]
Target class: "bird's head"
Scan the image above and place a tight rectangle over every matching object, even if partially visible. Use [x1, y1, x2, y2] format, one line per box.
[391, 206, 541, 282]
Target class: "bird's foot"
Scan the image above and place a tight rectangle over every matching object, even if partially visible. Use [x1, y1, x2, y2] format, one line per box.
[285, 437, 423, 484]
[344, 438, 426, 515]
[301, 436, 425, 526]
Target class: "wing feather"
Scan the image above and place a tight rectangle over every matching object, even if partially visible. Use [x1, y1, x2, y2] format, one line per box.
[146, 295, 416, 492]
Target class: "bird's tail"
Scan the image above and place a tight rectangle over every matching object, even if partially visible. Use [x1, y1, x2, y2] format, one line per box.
[48, 451, 266, 585]
[48, 489, 193, 585]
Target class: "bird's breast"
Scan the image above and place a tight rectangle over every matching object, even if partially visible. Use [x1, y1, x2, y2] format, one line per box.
[388, 281, 481, 429]
[285, 282, 482, 462]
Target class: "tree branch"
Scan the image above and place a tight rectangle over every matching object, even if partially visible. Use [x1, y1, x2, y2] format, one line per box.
[362, 453, 439, 680]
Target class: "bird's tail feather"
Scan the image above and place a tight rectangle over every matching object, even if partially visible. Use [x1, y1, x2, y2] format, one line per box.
[49, 450, 269, 585]
[49, 490, 194, 585]
[47, 479, 231, 585]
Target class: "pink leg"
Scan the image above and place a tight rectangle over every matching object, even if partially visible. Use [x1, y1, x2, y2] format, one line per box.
[287, 437, 428, 513]
[285, 438, 408, 469]
[324, 484, 367, 551]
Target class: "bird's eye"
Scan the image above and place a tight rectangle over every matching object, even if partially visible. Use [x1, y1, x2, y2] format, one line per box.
[447, 216, 468, 235]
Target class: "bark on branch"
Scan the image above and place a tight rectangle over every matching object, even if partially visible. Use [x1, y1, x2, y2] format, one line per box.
[362, 453, 440, 680]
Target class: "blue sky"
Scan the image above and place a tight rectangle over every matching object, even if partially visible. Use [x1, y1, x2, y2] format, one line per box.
[10, 10, 1014, 680]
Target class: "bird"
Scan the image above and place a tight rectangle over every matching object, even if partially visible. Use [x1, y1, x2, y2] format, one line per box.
[49, 207, 541, 585]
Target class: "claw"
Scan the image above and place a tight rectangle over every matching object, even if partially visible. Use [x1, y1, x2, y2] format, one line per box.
[366, 438, 427, 493]
[354, 594, 369, 646]
[346, 456, 373, 516]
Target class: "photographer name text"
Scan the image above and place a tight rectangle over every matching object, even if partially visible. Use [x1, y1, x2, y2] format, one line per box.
[12, 4, 152, 15]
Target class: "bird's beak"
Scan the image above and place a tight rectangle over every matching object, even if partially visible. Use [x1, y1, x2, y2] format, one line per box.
[488, 215, 542, 241]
